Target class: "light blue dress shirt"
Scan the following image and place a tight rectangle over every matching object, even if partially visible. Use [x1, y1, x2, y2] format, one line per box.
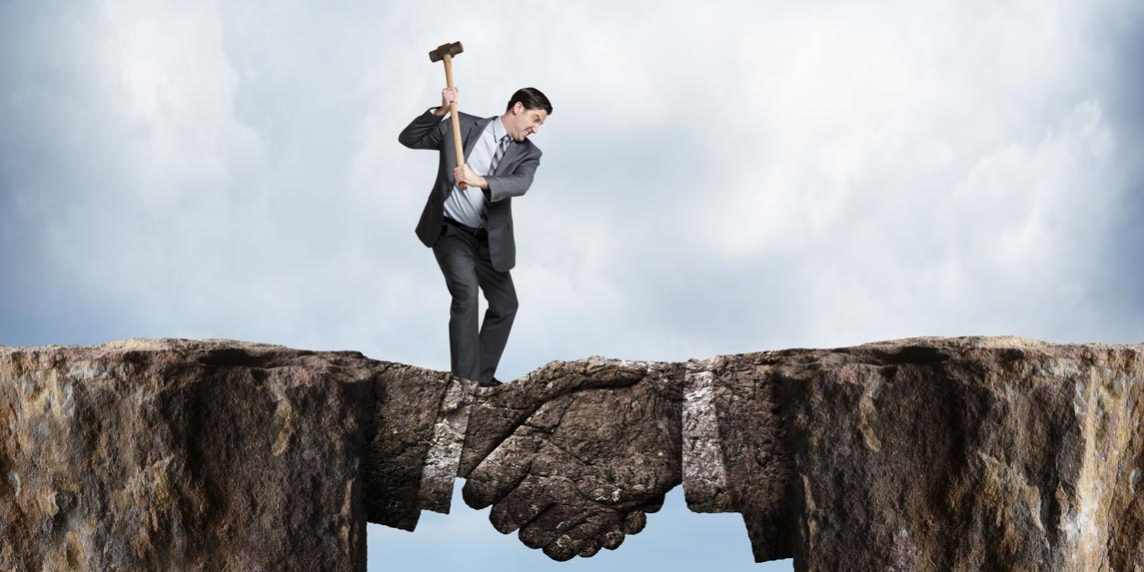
[443, 116, 509, 229]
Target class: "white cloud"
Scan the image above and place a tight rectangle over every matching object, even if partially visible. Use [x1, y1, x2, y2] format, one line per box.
[2, 1, 1143, 570]
[4, 0, 1140, 361]
[101, 0, 266, 204]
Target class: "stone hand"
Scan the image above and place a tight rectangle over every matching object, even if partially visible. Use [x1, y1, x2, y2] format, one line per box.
[460, 360, 683, 561]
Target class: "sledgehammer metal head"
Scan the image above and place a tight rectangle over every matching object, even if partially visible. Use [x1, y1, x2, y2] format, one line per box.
[429, 41, 463, 62]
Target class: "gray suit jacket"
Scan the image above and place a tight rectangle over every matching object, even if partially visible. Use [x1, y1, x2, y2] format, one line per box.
[398, 108, 543, 272]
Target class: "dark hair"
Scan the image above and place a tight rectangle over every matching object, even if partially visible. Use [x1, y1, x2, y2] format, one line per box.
[506, 87, 552, 115]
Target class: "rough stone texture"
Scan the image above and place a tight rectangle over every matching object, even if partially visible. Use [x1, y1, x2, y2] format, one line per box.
[678, 338, 1144, 570]
[2, 336, 1142, 571]
[772, 338, 1144, 571]
[0, 339, 478, 570]
[0, 339, 377, 571]
[459, 357, 683, 561]
[366, 364, 469, 530]
[682, 353, 795, 562]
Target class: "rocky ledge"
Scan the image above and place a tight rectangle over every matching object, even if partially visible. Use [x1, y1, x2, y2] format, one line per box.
[1, 337, 1141, 570]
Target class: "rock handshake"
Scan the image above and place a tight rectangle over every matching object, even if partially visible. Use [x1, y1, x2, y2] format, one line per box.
[2, 337, 1142, 570]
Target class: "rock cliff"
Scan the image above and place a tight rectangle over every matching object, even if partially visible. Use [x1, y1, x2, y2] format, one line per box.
[1, 337, 1140, 570]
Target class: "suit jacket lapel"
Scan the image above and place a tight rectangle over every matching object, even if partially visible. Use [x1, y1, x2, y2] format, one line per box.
[462, 117, 494, 159]
[494, 144, 525, 176]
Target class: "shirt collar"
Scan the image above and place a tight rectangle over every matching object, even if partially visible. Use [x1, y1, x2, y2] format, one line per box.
[489, 116, 509, 142]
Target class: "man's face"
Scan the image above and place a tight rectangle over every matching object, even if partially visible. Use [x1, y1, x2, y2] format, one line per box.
[506, 102, 547, 142]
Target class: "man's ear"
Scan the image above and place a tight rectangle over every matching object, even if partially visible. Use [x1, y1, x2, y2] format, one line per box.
[512, 101, 524, 115]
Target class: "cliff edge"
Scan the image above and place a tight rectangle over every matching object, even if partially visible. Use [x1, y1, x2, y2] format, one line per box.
[1, 337, 1140, 570]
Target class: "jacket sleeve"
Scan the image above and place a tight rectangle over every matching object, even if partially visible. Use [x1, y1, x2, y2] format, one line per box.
[398, 108, 447, 150]
[485, 150, 542, 203]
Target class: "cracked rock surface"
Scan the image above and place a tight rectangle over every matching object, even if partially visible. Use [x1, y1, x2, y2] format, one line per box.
[0, 339, 377, 571]
[459, 357, 683, 561]
[771, 338, 1144, 571]
[2, 336, 1142, 571]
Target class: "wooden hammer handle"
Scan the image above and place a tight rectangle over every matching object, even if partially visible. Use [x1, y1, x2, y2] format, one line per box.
[442, 55, 467, 189]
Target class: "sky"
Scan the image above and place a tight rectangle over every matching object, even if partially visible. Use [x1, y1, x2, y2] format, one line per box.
[2, 0, 1142, 570]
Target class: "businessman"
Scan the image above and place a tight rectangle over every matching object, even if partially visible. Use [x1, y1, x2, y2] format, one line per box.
[399, 86, 552, 387]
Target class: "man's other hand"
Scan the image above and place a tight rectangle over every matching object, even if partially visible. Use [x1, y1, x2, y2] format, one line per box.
[453, 164, 487, 190]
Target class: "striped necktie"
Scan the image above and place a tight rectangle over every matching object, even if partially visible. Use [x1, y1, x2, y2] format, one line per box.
[487, 134, 512, 175]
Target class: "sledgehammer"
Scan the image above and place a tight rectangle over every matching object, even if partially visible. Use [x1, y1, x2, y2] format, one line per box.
[429, 41, 468, 189]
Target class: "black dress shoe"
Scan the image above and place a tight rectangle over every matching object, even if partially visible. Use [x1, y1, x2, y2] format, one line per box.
[477, 377, 503, 387]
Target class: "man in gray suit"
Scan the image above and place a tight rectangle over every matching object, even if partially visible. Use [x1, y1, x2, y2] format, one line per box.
[399, 86, 552, 387]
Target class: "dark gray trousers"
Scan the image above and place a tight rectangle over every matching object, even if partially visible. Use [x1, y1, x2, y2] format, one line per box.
[432, 222, 518, 384]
